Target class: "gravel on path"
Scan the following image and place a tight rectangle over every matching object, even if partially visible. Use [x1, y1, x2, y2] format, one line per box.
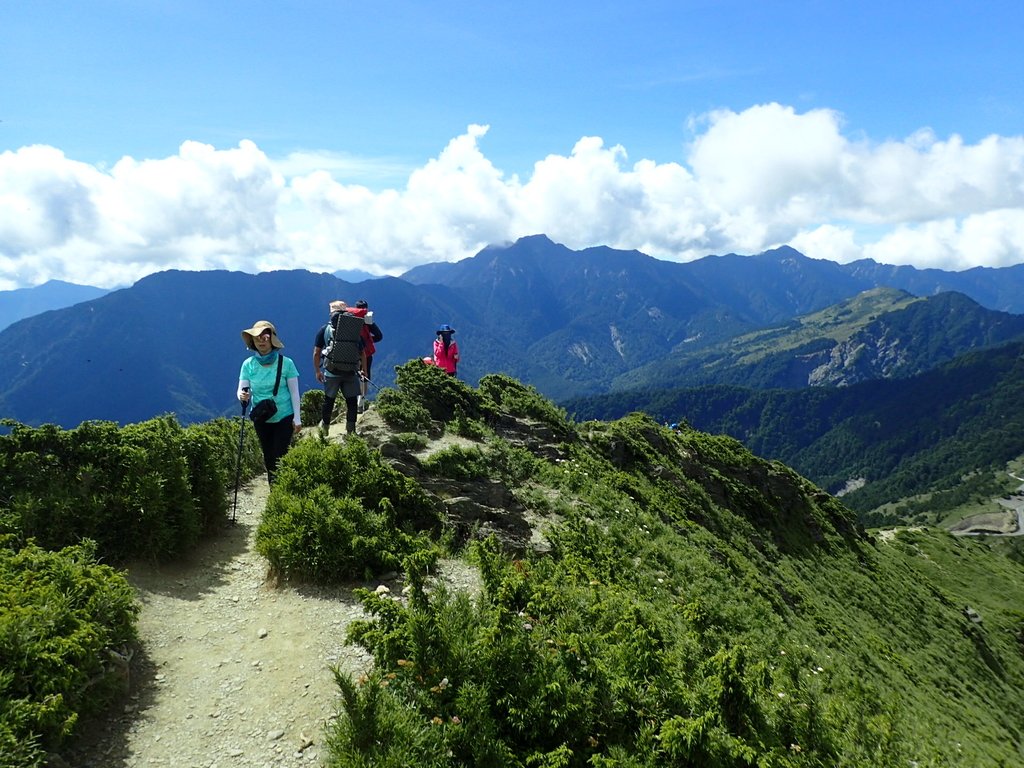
[74, 479, 371, 768]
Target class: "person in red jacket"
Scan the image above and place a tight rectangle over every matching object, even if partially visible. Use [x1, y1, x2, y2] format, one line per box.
[432, 324, 460, 375]
[350, 299, 382, 410]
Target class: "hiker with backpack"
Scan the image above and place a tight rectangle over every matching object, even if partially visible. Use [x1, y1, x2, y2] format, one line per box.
[433, 323, 460, 375]
[349, 299, 383, 411]
[313, 301, 367, 434]
[237, 320, 302, 485]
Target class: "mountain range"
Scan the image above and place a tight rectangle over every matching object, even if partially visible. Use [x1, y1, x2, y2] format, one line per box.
[4, 234, 1024, 515]
[614, 286, 1024, 391]
[0, 279, 109, 333]
[4, 235, 1024, 425]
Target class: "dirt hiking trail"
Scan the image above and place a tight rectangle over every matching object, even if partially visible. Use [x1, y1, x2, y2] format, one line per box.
[75, 478, 372, 768]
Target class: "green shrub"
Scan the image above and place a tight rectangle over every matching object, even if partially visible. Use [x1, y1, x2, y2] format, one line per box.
[484, 438, 544, 486]
[119, 417, 201, 558]
[330, 398, 973, 767]
[327, 669, 449, 768]
[394, 361, 488, 423]
[390, 432, 430, 451]
[301, 388, 324, 426]
[0, 538, 138, 765]
[451, 412, 490, 440]
[180, 416, 263, 530]
[478, 374, 574, 439]
[0, 416, 255, 562]
[179, 423, 228, 531]
[0, 415, 263, 561]
[337, 540, 849, 768]
[420, 445, 490, 481]
[375, 388, 435, 434]
[255, 437, 442, 582]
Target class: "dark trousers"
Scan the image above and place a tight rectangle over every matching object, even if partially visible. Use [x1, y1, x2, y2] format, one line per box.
[254, 417, 294, 484]
[323, 372, 360, 433]
[322, 395, 359, 433]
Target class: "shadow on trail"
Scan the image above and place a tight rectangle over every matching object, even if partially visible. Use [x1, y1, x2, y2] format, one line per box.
[119, 480, 267, 601]
[69, 644, 162, 768]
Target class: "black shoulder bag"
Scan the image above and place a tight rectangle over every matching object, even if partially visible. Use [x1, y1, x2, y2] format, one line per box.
[249, 355, 284, 424]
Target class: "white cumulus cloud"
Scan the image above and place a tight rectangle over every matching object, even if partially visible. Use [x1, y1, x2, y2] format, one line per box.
[2, 103, 1024, 290]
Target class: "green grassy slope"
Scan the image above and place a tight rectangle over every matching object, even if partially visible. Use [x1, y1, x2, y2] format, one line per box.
[315, 368, 1024, 766]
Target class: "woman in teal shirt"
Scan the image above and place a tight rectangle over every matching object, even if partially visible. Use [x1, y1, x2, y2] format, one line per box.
[237, 320, 302, 485]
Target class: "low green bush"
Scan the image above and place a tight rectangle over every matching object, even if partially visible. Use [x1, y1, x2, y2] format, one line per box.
[389, 432, 430, 451]
[256, 437, 443, 582]
[394, 361, 487, 423]
[478, 374, 574, 439]
[301, 388, 324, 426]
[0, 538, 138, 767]
[483, 438, 545, 486]
[450, 412, 490, 440]
[335, 538, 875, 768]
[330, 399, 1024, 766]
[0, 415, 261, 562]
[181, 415, 263, 530]
[420, 445, 490, 481]
[375, 388, 435, 434]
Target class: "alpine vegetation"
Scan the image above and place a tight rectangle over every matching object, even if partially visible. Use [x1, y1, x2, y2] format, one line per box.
[1, 366, 1023, 766]
[0, 414, 265, 766]
[325, 366, 1024, 766]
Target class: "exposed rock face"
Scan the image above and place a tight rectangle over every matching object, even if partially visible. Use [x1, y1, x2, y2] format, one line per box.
[808, 329, 910, 386]
[358, 408, 568, 554]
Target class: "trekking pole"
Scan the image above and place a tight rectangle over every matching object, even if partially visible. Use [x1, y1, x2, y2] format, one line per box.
[359, 372, 382, 392]
[232, 389, 250, 524]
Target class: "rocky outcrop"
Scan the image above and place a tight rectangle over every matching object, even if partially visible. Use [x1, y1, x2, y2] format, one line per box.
[808, 328, 910, 386]
[358, 408, 565, 553]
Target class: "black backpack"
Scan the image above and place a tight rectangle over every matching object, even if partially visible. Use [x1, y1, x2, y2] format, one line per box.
[324, 312, 364, 375]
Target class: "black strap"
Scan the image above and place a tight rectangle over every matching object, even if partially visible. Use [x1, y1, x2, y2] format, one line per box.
[272, 354, 283, 395]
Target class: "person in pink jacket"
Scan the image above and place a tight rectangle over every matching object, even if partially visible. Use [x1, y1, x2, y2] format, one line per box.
[432, 324, 460, 375]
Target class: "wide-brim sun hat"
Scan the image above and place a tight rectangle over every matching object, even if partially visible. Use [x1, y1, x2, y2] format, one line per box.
[436, 324, 455, 334]
[241, 320, 284, 350]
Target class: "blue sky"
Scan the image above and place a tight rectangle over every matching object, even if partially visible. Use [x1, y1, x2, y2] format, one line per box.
[1, 0, 1023, 289]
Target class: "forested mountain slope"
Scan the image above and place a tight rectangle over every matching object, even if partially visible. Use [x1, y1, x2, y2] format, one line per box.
[0, 279, 108, 332]
[566, 340, 1024, 515]
[614, 288, 1024, 391]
